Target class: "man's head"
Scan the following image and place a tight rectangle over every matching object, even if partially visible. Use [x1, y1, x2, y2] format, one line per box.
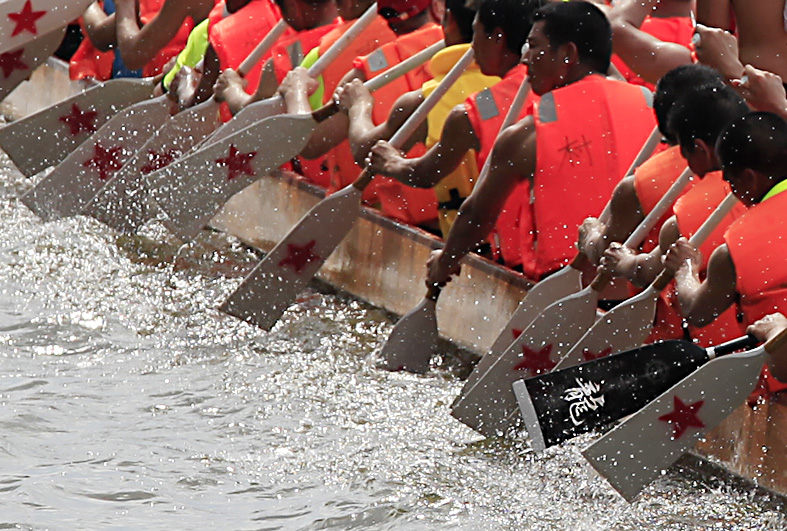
[274, 0, 335, 30]
[668, 85, 749, 177]
[442, 0, 477, 44]
[471, 0, 545, 76]
[523, 1, 612, 95]
[378, 0, 434, 33]
[717, 112, 787, 207]
[654, 64, 724, 144]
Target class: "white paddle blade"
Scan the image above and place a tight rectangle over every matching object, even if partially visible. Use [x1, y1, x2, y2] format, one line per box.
[582, 347, 767, 502]
[451, 287, 599, 437]
[0, 77, 153, 176]
[83, 100, 221, 233]
[198, 95, 286, 149]
[512, 379, 547, 452]
[381, 297, 438, 374]
[219, 185, 363, 330]
[555, 286, 660, 370]
[0, 26, 64, 101]
[20, 96, 171, 221]
[148, 113, 318, 241]
[0, 0, 92, 55]
[461, 264, 584, 398]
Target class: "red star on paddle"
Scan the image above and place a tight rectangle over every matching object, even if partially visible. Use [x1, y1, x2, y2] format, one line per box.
[0, 49, 28, 78]
[140, 148, 179, 175]
[512, 328, 523, 340]
[215, 145, 256, 181]
[582, 347, 613, 362]
[7, 1, 46, 37]
[658, 396, 705, 440]
[82, 142, 125, 181]
[58, 103, 98, 136]
[278, 240, 321, 274]
[513, 344, 556, 375]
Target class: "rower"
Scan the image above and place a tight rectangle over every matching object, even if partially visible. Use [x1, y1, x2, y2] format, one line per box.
[600, 84, 750, 345]
[426, 1, 655, 286]
[663, 111, 787, 400]
[360, 0, 544, 259]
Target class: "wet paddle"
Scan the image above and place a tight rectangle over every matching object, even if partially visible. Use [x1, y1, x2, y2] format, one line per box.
[582, 328, 787, 502]
[460, 126, 663, 397]
[80, 19, 290, 233]
[146, 40, 446, 241]
[514, 334, 758, 452]
[451, 138, 669, 437]
[380, 76, 532, 374]
[556, 190, 738, 371]
[0, 0, 92, 55]
[0, 26, 65, 101]
[219, 48, 475, 331]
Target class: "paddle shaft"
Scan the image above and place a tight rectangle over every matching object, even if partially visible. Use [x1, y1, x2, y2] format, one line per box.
[237, 20, 289, 76]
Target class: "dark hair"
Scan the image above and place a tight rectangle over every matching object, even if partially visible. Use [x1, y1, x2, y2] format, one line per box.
[531, 1, 612, 73]
[446, 0, 477, 43]
[653, 64, 724, 144]
[475, 0, 545, 55]
[667, 84, 749, 154]
[717, 112, 787, 176]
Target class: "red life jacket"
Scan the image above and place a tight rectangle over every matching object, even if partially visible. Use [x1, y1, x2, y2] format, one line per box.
[351, 23, 444, 225]
[465, 64, 537, 270]
[725, 188, 787, 400]
[530, 74, 655, 279]
[70, 12, 113, 81]
[612, 15, 694, 91]
[210, 0, 285, 76]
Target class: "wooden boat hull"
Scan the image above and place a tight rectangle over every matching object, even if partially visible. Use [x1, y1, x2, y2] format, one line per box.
[4, 58, 786, 499]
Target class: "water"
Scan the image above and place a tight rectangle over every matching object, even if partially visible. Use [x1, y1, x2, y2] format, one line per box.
[0, 154, 785, 530]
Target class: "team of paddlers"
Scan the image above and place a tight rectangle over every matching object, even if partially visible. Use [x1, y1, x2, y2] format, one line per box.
[65, 0, 787, 396]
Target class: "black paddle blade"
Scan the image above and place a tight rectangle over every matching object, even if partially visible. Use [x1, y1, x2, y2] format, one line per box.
[514, 335, 758, 452]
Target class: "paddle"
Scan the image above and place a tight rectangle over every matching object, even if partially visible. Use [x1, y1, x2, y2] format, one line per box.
[20, 91, 175, 221]
[199, 3, 382, 149]
[0, 0, 92, 55]
[218, 48, 476, 331]
[582, 327, 787, 502]
[555, 190, 738, 371]
[0, 26, 65, 101]
[145, 40, 446, 241]
[80, 19, 290, 233]
[460, 126, 663, 398]
[514, 334, 759, 452]
[380, 76, 532, 374]
[451, 137, 671, 437]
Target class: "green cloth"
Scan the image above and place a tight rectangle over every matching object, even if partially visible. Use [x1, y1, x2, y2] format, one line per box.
[162, 19, 211, 91]
[299, 47, 326, 110]
[761, 178, 787, 203]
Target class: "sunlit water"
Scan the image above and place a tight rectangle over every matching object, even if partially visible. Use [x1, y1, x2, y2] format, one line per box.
[0, 151, 785, 530]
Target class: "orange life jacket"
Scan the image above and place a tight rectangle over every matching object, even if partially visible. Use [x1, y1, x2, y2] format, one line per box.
[465, 64, 537, 269]
[140, 0, 196, 78]
[611, 15, 694, 91]
[665, 171, 748, 346]
[210, 0, 284, 76]
[530, 75, 655, 279]
[351, 23, 444, 225]
[70, 13, 114, 81]
[725, 187, 787, 399]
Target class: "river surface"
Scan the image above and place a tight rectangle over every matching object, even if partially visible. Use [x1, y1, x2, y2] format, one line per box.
[0, 152, 786, 530]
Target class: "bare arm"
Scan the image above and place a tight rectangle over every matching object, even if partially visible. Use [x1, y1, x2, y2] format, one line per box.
[426, 117, 536, 286]
[696, 0, 733, 31]
[608, 0, 693, 85]
[82, 2, 117, 52]
[366, 105, 479, 188]
[664, 239, 738, 327]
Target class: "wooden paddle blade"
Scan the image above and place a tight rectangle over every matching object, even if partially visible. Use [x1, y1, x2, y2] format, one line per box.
[20, 96, 171, 221]
[0, 26, 65, 101]
[582, 347, 767, 502]
[514, 339, 709, 452]
[147, 113, 317, 241]
[0, 77, 153, 176]
[220, 184, 363, 330]
[198, 96, 286, 149]
[451, 286, 600, 437]
[380, 296, 438, 374]
[459, 264, 583, 403]
[0, 0, 92, 55]
[83, 100, 221, 233]
[555, 286, 661, 371]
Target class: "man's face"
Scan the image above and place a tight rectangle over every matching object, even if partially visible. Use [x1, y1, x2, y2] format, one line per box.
[471, 14, 497, 76]
[721, 164, 759, 207]
[523, 21, 564, 96]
